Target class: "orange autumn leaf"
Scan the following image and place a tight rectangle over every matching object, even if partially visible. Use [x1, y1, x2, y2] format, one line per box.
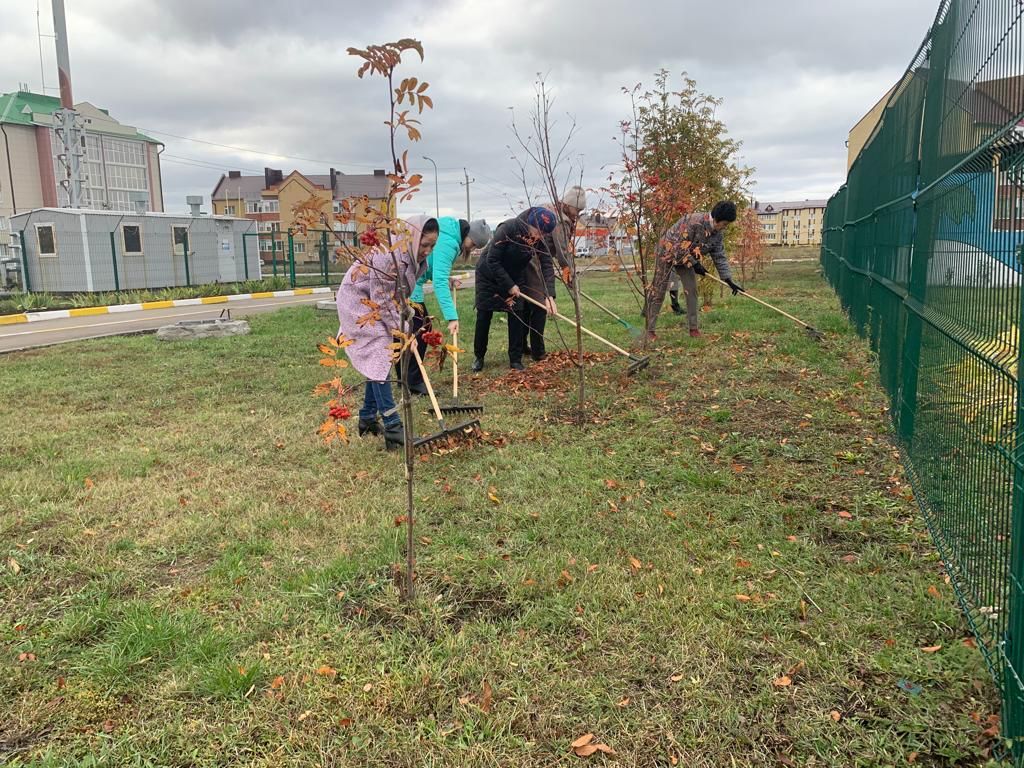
[629, 557, 642, 572]
[316, 665, 337, 678]
[830, 710, 841, 722]
[616, 697, 630, 707]
[270, 675, 285, 690]
[773, 675, 792, 687]
[574, 744, 600, 757]
[837, 510, 853, 520]
[571, 733, 595, 749]
[317, 343, 337, 357]
[927, 585, 941, 599]
[921, 645, 942, 653]
[84, 477, 95, 490]
[735, 594, 752, 602]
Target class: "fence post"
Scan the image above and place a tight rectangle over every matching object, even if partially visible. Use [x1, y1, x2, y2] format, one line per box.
[182, 231, 191, 287]
[272, 238, 278, 277]
[108, 231, 120, 292]
[320, 230, 328, 285]
[288, 229, 296, 288]
[242, 233, 250, 281]
[18, 230, 30, 292]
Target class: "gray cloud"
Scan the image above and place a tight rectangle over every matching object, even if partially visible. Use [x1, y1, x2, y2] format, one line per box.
[0, 0, 940, 219]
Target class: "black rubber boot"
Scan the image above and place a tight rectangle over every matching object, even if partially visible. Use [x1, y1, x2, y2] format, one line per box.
[358, 417, 383, 437]
[471, 357, 484, 372]
[670, 291, 683, 315]
[383, 422, 405, 451]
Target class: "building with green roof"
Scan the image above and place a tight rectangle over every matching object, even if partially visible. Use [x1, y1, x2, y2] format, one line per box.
[0, 89, 164, 260]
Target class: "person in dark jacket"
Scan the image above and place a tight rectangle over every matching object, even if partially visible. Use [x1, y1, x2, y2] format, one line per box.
[521, 186, 586, 361]
[472, 207, 558, 371]
[659, 201, 744, 337]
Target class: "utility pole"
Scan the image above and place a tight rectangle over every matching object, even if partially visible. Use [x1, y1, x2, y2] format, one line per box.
[51, 0, 85, 209]
[460, 168, 474, 222]
[422, 155, 439, 218]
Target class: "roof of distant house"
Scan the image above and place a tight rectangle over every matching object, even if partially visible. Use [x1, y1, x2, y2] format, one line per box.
[756, 199, 828, 214]
[0, 90, 158, 143]
[210, 170, 389, 202]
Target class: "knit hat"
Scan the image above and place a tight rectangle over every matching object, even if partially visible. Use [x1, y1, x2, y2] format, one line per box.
[561, 185, 587, 212]
[524, 207, 558, 234]
[467, 219, 492, 248]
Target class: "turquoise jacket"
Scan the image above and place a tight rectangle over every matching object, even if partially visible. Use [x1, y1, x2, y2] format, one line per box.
[410, 216, 462, 321]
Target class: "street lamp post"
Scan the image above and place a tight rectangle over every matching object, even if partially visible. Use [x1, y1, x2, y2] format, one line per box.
[422, 155, 439, 218]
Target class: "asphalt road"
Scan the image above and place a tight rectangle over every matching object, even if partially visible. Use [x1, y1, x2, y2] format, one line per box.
[0, 294, 329, 354]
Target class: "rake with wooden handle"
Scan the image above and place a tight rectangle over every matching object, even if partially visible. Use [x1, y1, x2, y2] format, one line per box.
[409, 344, 481, 452]
[706, 274, 824, 340]
[578, 288, 644, 339]
[440, 286, 484, 417]
[520, 293, 650, 374]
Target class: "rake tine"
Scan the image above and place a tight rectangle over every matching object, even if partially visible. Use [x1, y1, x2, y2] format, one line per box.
[413, 418, 482, 451]
[439, 404, 484, 415]
[627, 355, 651, 375]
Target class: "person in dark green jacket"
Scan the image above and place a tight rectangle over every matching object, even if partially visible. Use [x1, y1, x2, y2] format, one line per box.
[404, 217, 491, 394]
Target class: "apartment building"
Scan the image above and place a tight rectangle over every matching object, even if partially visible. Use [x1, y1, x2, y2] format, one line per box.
[755, 200, 828, 246]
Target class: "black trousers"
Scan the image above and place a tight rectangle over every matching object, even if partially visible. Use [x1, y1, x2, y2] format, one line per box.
[397, 305, 430, 390]
[474, 307, 528, 365]
[520, 299, 547, 359]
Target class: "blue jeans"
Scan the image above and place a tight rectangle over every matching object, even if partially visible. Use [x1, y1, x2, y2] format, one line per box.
[359, 380, 400, 427]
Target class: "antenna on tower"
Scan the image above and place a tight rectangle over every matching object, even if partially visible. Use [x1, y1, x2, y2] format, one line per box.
[37, 0, 47, 93]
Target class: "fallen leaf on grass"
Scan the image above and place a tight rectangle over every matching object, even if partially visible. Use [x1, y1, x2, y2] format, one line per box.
[663, 509, 677, 520]
[773, 676, 792, 687]
[84, 478, 95, 490]
[921, 645, 942, 653]
[270, 675, 285, 689]
[487, 491, 501, 504]
[628, 557, 642, 572]
[362, 682, 373, 692]
[17, 652, 36, 662]
[927, 585, 941, 599]
[571, 733, 595, 749]
[830, 710, 841, 722]
[735, 558, 751, 568]
[786, 535, 797, 542]
[102, 719, 115, 733]
[616, 697, 630, 707]
[963, 637, 978, 649]
[339, 717, 353, 728]
[8, 558, 20, 575]
[837, 510, 853, 520]
[603, 479, 619, 489]
[735, 594, 752, 602]
[316, 665, 337, 679]
[481, 680, 493, 713]
[587, 564, 599, 574]
[558, 570, 574, 587]
[458, 693, 474, 705]
[840, 554, 858, 564]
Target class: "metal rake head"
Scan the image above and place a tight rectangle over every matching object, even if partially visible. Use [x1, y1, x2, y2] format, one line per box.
[627, 355, 651, 375]
[804, 325, 825, 342]
[439, 403, 485, 416]
[413, 418, 482, 453]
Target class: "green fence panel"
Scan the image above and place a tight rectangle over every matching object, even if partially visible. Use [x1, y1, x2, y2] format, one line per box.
[822, 1, 1024, 759]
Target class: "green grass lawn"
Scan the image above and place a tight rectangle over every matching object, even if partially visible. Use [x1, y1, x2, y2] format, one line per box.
[0, 262, 1002, 767]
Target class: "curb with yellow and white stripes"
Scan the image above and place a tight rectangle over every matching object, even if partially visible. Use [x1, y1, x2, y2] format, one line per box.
[0, 286, 335, 326]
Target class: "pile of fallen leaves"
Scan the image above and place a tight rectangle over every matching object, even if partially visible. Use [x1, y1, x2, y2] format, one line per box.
[471, 351, 617, 395]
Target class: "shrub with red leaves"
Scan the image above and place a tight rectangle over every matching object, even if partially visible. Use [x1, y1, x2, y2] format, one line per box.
[421, 330, 443, 347]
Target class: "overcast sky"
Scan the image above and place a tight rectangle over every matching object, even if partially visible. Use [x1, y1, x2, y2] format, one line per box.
[0, 0, 940, 220]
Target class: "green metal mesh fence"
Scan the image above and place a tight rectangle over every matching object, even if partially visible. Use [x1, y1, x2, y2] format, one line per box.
[821, 1, 1024, 756]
